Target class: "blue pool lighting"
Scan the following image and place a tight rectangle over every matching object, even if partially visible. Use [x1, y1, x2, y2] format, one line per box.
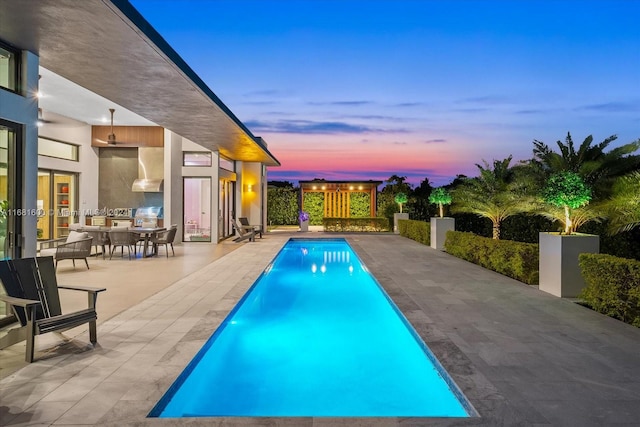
[150, 238, 474, 417]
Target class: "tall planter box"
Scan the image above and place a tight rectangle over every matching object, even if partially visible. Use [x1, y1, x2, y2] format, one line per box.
[539, 232, 599, 298]
[431, 217, 455, 250]
[393, 213, 409, 234]
[300, 220, 309, 232]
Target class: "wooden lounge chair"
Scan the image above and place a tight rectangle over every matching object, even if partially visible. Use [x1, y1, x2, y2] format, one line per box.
[239, 217, 263, 238]
[0, 256, 106, 362]
[232, 219, 255, 242]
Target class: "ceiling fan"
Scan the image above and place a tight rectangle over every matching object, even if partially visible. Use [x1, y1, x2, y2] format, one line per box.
[95, 108, 122, 145]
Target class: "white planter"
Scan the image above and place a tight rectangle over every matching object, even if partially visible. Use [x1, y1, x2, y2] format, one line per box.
[430, 217, 455, 250]
[539, 232, 599, 298]
[300, 220, 309, 232]
[393, 213, 409, 234]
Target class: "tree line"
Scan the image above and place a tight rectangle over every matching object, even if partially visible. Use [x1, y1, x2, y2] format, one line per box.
[268, 132, 640, 257]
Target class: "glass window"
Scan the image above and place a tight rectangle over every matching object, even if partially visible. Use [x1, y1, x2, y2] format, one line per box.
[219, 155, 234, 172]
[38, 137, 79, 161]
[0, 41, 19, 92]
[183, 151, 212, 167]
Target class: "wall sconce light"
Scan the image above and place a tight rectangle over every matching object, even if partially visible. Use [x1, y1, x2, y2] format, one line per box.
[245, 184, 254, 193]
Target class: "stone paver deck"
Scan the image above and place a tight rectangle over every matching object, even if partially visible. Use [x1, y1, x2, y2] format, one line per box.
[1, 233, 640, 426]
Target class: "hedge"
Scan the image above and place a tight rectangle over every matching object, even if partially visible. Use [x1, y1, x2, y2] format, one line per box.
[398, 219, 430, 246]
[303, 192, 325, 225]
[444, 231, 539, 285]
[322, 217, 390, 232]
[579, 253, 640, 327]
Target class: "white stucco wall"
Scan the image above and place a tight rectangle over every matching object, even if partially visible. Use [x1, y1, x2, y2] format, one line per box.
[37, 119, 99, 226]
[239, 161, 263, 226]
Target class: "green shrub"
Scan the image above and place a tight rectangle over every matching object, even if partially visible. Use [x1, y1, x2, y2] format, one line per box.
[322, 217, 390, 232]
[350, 192, 371, 217]
[579, 253, 640, 327]
[267, 187, 298, 225]
[303, 192, 325, 225]
[398, 219, 430, 245]
[444, 231, 539, 285]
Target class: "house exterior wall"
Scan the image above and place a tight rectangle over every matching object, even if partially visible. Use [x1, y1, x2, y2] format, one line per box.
[180, 137, 219, 242]
[37, 119, 99, 225]
[239, 162, 262, 226]
[0, 50, 39, 256]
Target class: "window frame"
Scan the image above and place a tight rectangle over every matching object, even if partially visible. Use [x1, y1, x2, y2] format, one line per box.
[0, 39, 21, 94]
[37, 136, 80, 162]
[183, 151, 212, 167]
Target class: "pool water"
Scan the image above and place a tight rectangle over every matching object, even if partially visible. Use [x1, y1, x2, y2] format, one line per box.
[150, 238, 473, 417]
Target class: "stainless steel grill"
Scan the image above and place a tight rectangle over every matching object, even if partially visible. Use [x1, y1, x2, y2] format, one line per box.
[134, 207, 162, 227]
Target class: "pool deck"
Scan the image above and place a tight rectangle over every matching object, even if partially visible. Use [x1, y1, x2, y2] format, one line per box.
[2, 233, 640, 426]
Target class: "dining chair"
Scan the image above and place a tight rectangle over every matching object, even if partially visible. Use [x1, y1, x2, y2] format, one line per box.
[108, 229, 137, 260]
[83, 225, 111, 259]
[151, 226, 177, 257]
[112, 220, 132, 228]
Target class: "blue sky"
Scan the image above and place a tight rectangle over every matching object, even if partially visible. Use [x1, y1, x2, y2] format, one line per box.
[130, 0, 640, 186]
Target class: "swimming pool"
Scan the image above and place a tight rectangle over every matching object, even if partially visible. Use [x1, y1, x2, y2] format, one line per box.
[150, 238, 473, 417]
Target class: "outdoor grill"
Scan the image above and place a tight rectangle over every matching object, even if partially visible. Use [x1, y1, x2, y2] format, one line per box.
[134, 206, 162, 227]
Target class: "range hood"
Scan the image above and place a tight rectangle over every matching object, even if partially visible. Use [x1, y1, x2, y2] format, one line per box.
[132, 147, 164, 192]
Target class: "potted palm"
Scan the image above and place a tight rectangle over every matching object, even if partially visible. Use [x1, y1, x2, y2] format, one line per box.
[428, 187, 454, 250]
[539, 171, 600, 297]
[393, 192, 409, 234]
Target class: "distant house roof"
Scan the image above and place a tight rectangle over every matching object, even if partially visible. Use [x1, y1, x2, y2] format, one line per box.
[300, 180, 382, 191]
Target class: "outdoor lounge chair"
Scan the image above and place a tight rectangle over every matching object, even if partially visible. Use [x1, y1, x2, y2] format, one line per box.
[232, 219, 255, 242]
[0, 256, 106, 362]
[39, 230, 93, 270]
[239, 217, 263, 238]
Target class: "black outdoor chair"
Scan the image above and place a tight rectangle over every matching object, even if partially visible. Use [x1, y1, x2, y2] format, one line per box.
[0, 256, 106, 362]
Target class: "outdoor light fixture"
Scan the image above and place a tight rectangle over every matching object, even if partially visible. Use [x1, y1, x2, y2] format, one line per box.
[245, 184, 254, 192]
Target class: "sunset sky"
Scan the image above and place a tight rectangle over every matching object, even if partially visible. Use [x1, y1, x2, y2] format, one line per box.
[130, 0, 640, 186]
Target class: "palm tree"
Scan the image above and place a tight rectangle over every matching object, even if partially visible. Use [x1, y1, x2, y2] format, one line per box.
[428, 187, 452, 218]
[601, 171, 640, 234]
[532, 132, 640, 198]
[541, 171, 594, 234]
[452, 156, 535, 239]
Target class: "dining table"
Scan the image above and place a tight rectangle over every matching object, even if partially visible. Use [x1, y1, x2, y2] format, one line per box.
[129, 226, 166, 258]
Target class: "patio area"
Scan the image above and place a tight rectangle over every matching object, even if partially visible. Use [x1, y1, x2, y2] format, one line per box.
[1, 233, 640, 426]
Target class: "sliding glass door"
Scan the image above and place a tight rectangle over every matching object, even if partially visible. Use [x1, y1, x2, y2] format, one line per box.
[183, 177, 212, 242]
[0, 119, 21, 326]
[218, 179, 235, 241]
[37, 170, 78, 241]
[0, 120, 20, 259]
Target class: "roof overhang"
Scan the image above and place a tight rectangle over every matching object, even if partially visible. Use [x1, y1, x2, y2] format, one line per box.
[300, 180, 383, 191]
[0, 0, 280, 166]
